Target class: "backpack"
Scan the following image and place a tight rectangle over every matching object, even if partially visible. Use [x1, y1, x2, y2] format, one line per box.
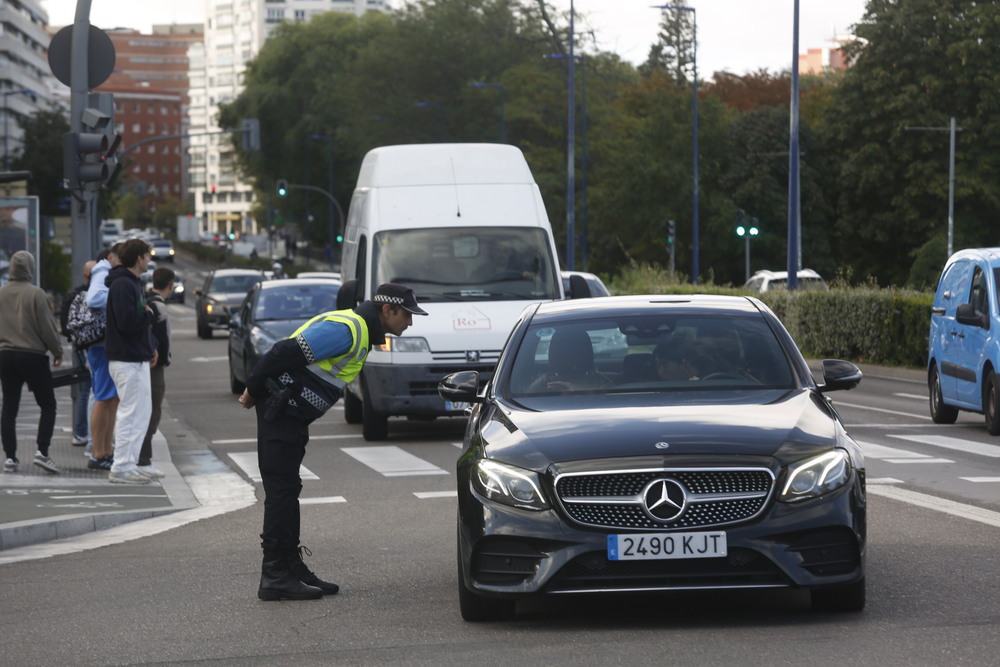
[67, 290, 107, 349]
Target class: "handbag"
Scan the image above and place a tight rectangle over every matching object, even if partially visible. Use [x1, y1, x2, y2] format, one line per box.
[51, 365, 91, 388]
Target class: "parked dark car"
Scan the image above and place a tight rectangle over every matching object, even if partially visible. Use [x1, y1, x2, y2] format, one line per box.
[194, 267, 265, 339]
[227, 278, 341, 393]
[438, 294, 866, 621]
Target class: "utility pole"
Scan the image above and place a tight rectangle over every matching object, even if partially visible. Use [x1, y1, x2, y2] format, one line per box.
[905, 117, 961, 258]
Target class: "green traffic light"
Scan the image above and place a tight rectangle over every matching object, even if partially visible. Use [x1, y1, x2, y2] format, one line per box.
[336, 234, 344, 243]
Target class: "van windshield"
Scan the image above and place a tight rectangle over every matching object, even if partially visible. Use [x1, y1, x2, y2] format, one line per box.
[373, 227, 560, 302]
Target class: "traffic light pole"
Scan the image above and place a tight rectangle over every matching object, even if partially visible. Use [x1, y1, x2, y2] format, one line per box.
[277, 181, 345, 251]
[69, 0, 95, 284]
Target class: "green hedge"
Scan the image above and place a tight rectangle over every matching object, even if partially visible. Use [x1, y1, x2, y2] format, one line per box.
[606, 264, 934, 369]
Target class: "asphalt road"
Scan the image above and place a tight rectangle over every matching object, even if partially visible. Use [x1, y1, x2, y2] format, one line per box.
[2, 254, 999, 665]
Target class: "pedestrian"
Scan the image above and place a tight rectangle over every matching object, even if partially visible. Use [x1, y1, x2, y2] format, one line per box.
[85, 244, 122, 471]
[61, 260, 96, 449]
[271, 261, 285, 280]
[0, 250, 63, 474]
[104, 238, 157, 485]
[238, 282, 427, 601]
[138, 266, 174, 479]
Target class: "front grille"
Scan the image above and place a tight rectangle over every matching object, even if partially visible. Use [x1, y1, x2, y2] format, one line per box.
[555, 468, 775, 530]
[783, 528, 861, 576]
[472, 538, 547, 585]
[548, 547, 788, 592]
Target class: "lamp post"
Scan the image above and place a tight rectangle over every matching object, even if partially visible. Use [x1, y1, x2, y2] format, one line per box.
[905, 118, 961, 259]
[309, 133, 336, 263]
[414, 102, 447, 142]
[3, 87, 35, 171]
[787, 0, 801, 289]
[468, 82, 506, 143]
[736, 219, 759, 283]
[653, 4, 698, 283]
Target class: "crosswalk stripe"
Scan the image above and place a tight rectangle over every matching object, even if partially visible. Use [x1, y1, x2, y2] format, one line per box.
[227, 452, 320, 483]
[342, 446, 448, 477]
[960, 477, 1000, 483]
[857, 440, 953, 463]
[300, 496, 347, 504]
[890, 434, 1000, 458]
[414, 491, 457, 499]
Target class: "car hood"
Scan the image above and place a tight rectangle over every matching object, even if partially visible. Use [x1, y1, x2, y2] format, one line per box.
[481, 389, 841, 469]
[253, 319, 306, 340]
[212, 292, 253, 307]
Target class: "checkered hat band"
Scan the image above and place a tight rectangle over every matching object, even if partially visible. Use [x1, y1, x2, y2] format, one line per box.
[373, 294, 405, 305]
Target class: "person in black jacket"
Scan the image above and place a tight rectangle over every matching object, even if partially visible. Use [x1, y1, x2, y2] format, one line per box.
[138, 267, 174, 479]
[61, 260, 96, 449]
[104, 238, 157, 485]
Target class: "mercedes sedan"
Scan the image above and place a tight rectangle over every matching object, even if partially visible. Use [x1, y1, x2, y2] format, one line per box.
[438, 294, 866, 621]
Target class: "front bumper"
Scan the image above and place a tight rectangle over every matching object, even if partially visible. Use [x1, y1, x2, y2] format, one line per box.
[458, 475, 865, 598]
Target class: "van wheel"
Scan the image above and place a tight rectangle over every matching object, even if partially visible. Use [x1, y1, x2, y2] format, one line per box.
[929, 366, 958, 424]
[362, 400, 388, 441]
[344, 390, 362, 424]
[985, 373, 1000, 435]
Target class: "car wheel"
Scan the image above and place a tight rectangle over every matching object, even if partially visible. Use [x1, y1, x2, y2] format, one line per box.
[344, 389, 362, 424]
[362, 397, 388, 441]
[810, 577, 865, 612]
[929, 365, 958, 424]
[228, 350, 245, 395]
[985, 372, 1000, 435]
[197, 314, 212, 339]
[457, 540, 516, 622]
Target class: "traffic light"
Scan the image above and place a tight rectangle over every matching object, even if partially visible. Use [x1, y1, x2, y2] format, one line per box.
[241, 118, 260, 151]
[277, 179, 288, 197]
[88, 93, 123, 189]
[336, 233, 344, 243]
[63, 94, 122, 191]
[666, 219, 676, 246]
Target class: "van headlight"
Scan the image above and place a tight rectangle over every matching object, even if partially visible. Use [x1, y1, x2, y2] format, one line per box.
[780, 450, 850, 502]
[474, 460, 549, 510]
[380, 336, 429, 353]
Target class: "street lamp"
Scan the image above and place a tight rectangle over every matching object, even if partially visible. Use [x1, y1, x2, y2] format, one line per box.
[414, 102, 447, 142]
[309, 133, 337, 265]
[653, 4, 698, 283]
[3, 87, 36, 171]
[736, 218, 759, 283]
[787, 0, 801, 289]
[468, 82, 506, 144]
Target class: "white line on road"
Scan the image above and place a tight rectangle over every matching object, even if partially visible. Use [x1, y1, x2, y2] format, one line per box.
[342, 446, 448, 477]
[212, 433, 355, 445]
[414, 491, 457, 499]
[190, 356, 228, 362]
[868, 485, 1000, 529]
[834, 401, 931, 421]
[960, 477, 1000, 483]
[868, 478, 905, 484]
[857, 440, 953, 463]
[300, 496, 347, 504]
[894, 393, 927, 401]
[227, 452, 320, 482]
[890, 434, 1000, 458]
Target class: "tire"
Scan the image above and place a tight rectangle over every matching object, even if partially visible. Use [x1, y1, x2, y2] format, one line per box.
[457, 540, 516, 622]
[228, 351, 244, 395]
[810, 577, 865, 612]
[362, 398, 389, 441]
[929, 365, 958, 424]
[344, 389, 363, 424]
[985, 372, 1000, 435]
[197, 314, 212, 339]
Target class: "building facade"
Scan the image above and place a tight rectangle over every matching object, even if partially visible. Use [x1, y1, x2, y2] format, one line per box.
[190, 0, 389, 239]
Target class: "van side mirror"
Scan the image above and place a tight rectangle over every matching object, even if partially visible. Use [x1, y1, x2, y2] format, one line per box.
[956, 303, 988, 329]
[568, 274, 592, 299]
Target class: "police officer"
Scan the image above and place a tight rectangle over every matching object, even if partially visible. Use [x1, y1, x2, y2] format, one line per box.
[238, 283, 427, 601]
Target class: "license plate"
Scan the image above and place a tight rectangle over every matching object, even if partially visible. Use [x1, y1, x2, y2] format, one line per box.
[607, 531, 727, 561]
[445, 400, 470, 412]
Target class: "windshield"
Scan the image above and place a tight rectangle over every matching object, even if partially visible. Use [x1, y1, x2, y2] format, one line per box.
[212, 274, 262, 293]
[372, 227, 560, 301]
[254, 284, 339, 321]
[508, 313, 795, 397]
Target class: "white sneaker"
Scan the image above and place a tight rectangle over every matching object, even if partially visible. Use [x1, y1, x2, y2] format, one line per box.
[33, 452, 59, 474]
[3, 458, 17, 473]
[136, 464, 165, 478]
[108, 469, 151, 485]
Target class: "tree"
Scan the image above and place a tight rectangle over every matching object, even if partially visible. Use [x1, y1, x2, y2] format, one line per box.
[640, 5, 695, 85]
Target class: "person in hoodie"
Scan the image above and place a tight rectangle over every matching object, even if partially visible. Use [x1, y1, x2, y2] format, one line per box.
[85, 243, 122, 470]
[137, 266, 174, 479]
[0, 250, 63, 474]
[103, 238, 157, 485]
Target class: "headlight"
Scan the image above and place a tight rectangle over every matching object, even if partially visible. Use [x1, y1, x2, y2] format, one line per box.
[780, 450, 850, 502]
[474, 460, 549, 510]
[379, 336, 430, 353]
[250, 328, 278, 357]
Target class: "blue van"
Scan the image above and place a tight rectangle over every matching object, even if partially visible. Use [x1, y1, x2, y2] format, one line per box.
[928, 247, 1000, 433]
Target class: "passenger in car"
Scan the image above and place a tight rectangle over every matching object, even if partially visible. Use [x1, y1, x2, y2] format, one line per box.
[527, 329, 612, 392]
[653, 341, 705, 382]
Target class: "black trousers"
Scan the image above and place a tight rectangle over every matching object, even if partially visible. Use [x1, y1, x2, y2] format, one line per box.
[0, 350, 56, 459]
[256, 402, 311, 559]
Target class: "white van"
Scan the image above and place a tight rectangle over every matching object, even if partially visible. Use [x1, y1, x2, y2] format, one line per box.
[338, 143, 565, 440]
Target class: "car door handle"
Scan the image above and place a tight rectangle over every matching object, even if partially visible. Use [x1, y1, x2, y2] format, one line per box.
[950, 330, 964, 338]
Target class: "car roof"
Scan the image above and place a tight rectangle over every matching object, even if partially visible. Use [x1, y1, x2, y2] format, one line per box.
[946, 247, 1000, 266]
[529, 294, 764, 322]
[748, 268, 823, 280]
[210, 267, 264, 275]
[258, 277, 340, 289]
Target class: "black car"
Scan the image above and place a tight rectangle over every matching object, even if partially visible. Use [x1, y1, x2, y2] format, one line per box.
[194, 267, 265, 339]
[227, 277, 341, 394]
[438, 294, 866, 621]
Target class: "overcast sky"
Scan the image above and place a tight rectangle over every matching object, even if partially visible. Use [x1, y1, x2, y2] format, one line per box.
[41, 0, 869, 76]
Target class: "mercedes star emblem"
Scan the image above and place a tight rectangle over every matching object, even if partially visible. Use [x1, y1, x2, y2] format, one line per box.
[641, 479, 687, 522]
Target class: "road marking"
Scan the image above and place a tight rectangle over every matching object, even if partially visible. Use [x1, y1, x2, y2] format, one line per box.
[414, 491, 457, 499]
[834, 401, 931, 421]
[960, 477, 1000, 483]
[894, 393, 927, 401]
[868, 485, 1000, 529]
[300, 496, 347, 504]
[342, 446, 448, 477]
[868, 478, 904, 484]
[890, 434, 1000, 458]
[212, 433, 354, 445]
[857, 440, 953, 464]
[190, 356, 228, 362]
[227, 452, 320, 482]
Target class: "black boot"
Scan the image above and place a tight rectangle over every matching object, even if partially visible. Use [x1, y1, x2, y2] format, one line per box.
[258, 554, 323, 601]
[288, 546, 340, 595]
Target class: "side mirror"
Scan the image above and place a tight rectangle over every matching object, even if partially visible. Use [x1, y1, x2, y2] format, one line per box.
[956, 303, 988, 329]
[568, 274, 592, 299]
[438, 370, 483, 403]
[229, 312, 242, 329]
[818, 359, 862, 393]
[336, 279, 359, 310]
